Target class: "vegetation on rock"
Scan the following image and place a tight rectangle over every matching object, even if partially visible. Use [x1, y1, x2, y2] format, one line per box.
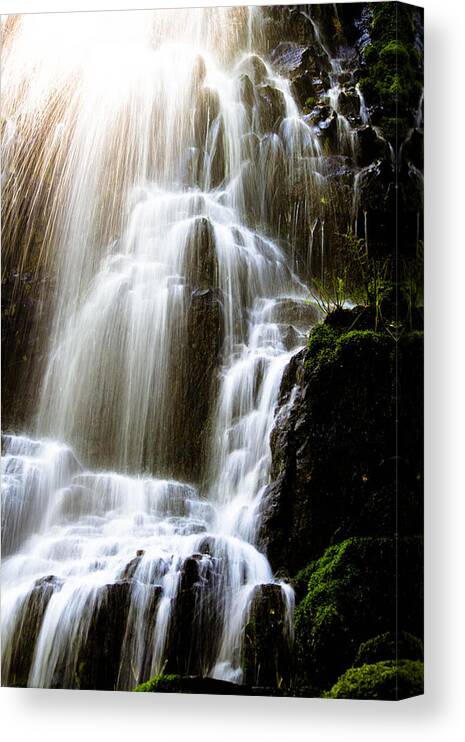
[293, 537, 423, 692]
[325, 659, 424, 700]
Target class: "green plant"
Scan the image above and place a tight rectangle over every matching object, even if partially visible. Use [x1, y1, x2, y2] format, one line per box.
[309, 270, 348, 314]
[401, 240, 424, 331]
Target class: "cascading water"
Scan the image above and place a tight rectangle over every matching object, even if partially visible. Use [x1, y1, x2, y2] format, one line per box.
[2, 9, 319, 689]
[1, 7, 332, 690]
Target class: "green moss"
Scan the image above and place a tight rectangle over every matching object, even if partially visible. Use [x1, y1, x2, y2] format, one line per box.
[355, 631, 423, 666]
[325, 659, 424, 700]
[303, 95, 317, 113]
[305, 323, 337, 369]
[305, 325, 392, 373]
[359, 2, 423, 139]
[294, 536, 423, 691]
[134, 674, 185, 693]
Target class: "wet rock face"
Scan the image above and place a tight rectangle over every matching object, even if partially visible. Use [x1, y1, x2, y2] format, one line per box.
[259, 327, 423, 576]
[267, 298, 321, 328]
[184, 216, 218, 290]
[165, 216, 224, 483]
[76, 580, 136, 691]
[242, 584, 291, 689]
[256, 84, 287, 132]
[164, 554, 221, 676]
[355, 125, 388, 166]
[1, 270, 53, 431]
[2, 575, 63, 687]
[179, 286, 223, 483]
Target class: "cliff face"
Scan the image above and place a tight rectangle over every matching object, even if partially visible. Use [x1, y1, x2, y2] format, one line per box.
[259, 324, 423, 575]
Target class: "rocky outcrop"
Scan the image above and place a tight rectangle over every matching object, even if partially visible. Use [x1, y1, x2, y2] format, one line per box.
[242, 583, 291, 689]
[294, 536, 423, 692]
[1, 269, 53, 431]
[259, 325, 423, 576]
[76, 580, 136, 690]
[164, 553, 220, 676]
[2, 575, 63, 687]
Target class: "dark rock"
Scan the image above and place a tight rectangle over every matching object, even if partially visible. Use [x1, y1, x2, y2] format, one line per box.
[134, 674, 250, 695]
[281, 324, 303, 351]
[355, 125, 387, 167]
[292, 73, 318, 109]
[402, 127, 423, 171]
[236, 54, 268, 85]
[76, 580, 134, 691]
[184, 216, 218, 290]
[238, 73, 255, 110]
[3, 575, 63, 687]
[1, 269, 55, 431]
[259, 326, 423, 575]
[118, 553, 143, 581]
[294, 536, 424, 691]
[257, 84, 286, 132]
[268, 298, 321, 328]
[242, 583, 291, 689]
[164, 554, 221, 676]
[175, 285, 223, 483]
[194, 86, 220, 146]
[337, 89, 361, 118]
[318, 111, 339, 153]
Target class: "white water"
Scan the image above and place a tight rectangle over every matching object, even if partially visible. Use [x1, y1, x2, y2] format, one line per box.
[1, 8, 326, 689]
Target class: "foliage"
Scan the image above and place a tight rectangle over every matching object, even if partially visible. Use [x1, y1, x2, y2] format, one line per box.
[294, 536, 423, 691]
[134, 674, 185, 692]
[358, 2, 423, 142]
[325, 659, 424, 700]
[310, 229, 392, 331]
[354, 631, 423, 666]
[360, 3, 421, 105]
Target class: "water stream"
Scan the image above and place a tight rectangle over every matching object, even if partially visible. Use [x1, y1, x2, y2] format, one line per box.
[2, 7, 334, 690]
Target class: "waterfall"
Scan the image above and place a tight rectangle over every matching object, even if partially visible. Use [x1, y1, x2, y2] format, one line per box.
[1, 7, 327, 690]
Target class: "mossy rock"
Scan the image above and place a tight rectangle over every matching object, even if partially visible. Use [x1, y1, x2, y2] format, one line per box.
[261, 324, 423, 576]
[358, 2, 423, 136]
[325, 660, 424, 700]
[294, 536, 423, 691]
[134, 674, 248, 695]
[355, 631, 423, 666]
[135, 674, 186, 693]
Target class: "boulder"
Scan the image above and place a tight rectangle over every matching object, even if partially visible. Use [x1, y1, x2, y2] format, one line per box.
[257, 84, 286, 132]
[242, 583, 291, 689]
[164, 555, 219, 676]
[236, 54, 268, 85]
[134, 674, 249, 694]
[326, 660, 424, 700]
[337, 89, 361, 118]
[267, 298, 321, 328]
